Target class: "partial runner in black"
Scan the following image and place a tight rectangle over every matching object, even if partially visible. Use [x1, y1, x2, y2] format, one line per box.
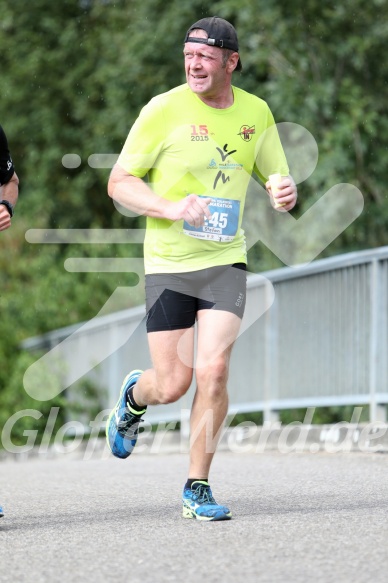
[0, 124, 18, 232]
[0, 124, 19, 517]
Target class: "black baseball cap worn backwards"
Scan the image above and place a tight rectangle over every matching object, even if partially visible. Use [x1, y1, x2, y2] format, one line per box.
[184, 16, 242, 71]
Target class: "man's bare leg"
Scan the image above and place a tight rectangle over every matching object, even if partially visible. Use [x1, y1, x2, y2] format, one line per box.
[132, 327, 195, 406]
[188, 310, 242, 479]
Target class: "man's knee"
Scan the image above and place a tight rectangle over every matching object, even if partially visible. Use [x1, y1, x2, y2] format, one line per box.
[196, 357, 229, 396]
[156, 372, 193, 404]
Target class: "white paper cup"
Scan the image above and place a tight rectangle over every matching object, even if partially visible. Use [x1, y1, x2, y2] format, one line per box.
[268, 173, 286, 208]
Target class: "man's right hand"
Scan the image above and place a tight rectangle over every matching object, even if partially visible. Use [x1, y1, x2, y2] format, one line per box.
[167, 194, 212, 228]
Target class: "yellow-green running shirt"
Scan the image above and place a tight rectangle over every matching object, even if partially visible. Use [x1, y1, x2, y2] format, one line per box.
[118, 83, 289, 274]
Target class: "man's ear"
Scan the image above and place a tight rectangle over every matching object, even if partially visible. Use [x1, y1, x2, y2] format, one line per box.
[227, 52, 240, 73]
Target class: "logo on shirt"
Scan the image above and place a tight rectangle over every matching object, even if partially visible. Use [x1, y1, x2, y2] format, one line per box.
[207, 157, 242, 171]
[213, 144, 238, 190]
[190, 124, 209, 141]
[238, 125, 255, 142]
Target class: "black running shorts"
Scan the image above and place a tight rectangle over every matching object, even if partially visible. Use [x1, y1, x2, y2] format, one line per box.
[145, 263, 247, 332]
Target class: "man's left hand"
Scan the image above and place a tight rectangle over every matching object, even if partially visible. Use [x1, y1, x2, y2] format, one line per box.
[0, 204, 12, 231]
[266, 175, 297, 212]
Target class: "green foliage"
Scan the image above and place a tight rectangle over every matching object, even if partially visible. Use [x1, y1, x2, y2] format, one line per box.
[0, 349, 67, 448]
[228, 405, 371, 427]
[278, 406, 371, 425]
[232, 0, 388, 269]
[1, 0, 387, 439]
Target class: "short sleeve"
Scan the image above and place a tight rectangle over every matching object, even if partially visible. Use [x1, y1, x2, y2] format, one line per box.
[117, 98, 167, 178]
[254, 107, 289, 183]
[0, 125, 15, 186]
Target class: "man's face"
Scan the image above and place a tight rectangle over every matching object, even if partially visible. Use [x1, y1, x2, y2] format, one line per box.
[184, 29, 229, 99]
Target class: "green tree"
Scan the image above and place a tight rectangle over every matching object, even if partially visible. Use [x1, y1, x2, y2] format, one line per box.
[222, 0, 388, 267]
[0, 0, 387, 440]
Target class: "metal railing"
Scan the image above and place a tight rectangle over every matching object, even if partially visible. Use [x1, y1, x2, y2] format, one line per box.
[22, 247, 388, 424]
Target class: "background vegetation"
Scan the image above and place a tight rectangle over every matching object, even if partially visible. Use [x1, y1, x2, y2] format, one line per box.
[1, 0, 387, 443]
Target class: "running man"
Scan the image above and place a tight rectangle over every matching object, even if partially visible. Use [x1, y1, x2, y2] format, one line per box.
[0, 124, 19, 518]
[106, 16, 297, 521]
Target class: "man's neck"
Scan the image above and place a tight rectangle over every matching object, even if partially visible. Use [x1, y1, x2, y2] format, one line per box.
[197, 86, 234, 109]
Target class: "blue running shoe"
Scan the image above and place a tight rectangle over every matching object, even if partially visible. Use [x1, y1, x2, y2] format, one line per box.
[106, 370, 145, 459]
[182, 481, 232, 521]
[0, 505, 4, 518]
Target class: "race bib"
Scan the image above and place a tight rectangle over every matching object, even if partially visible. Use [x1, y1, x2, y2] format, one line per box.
[183, 196, 240, 242]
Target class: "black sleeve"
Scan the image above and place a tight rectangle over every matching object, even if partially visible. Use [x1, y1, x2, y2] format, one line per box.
[0, 125, 15, 186]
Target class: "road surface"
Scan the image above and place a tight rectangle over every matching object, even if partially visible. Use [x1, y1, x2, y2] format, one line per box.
[1, 450, 387, 582]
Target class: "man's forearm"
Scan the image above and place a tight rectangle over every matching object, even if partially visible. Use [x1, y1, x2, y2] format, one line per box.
[107, 164, 211, 227]
[1, 172, 19, 206]
[108, 168, 169, 218]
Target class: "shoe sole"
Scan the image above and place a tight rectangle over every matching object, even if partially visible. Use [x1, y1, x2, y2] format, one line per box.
[105, 369, 143, 457]
[182, 504, 232, 521]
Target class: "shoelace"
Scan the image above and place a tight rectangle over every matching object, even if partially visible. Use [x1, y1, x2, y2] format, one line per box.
[117, 409, 143, 436]
[191, 485, 216, 505]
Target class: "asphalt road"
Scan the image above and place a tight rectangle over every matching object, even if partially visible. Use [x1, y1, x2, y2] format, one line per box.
[1, 450, 387, 583]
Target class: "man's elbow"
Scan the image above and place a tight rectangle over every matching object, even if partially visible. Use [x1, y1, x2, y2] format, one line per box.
[107, 176, 115, 199]
[108, 164, 124, 200]
[107, 166, 119, 200]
